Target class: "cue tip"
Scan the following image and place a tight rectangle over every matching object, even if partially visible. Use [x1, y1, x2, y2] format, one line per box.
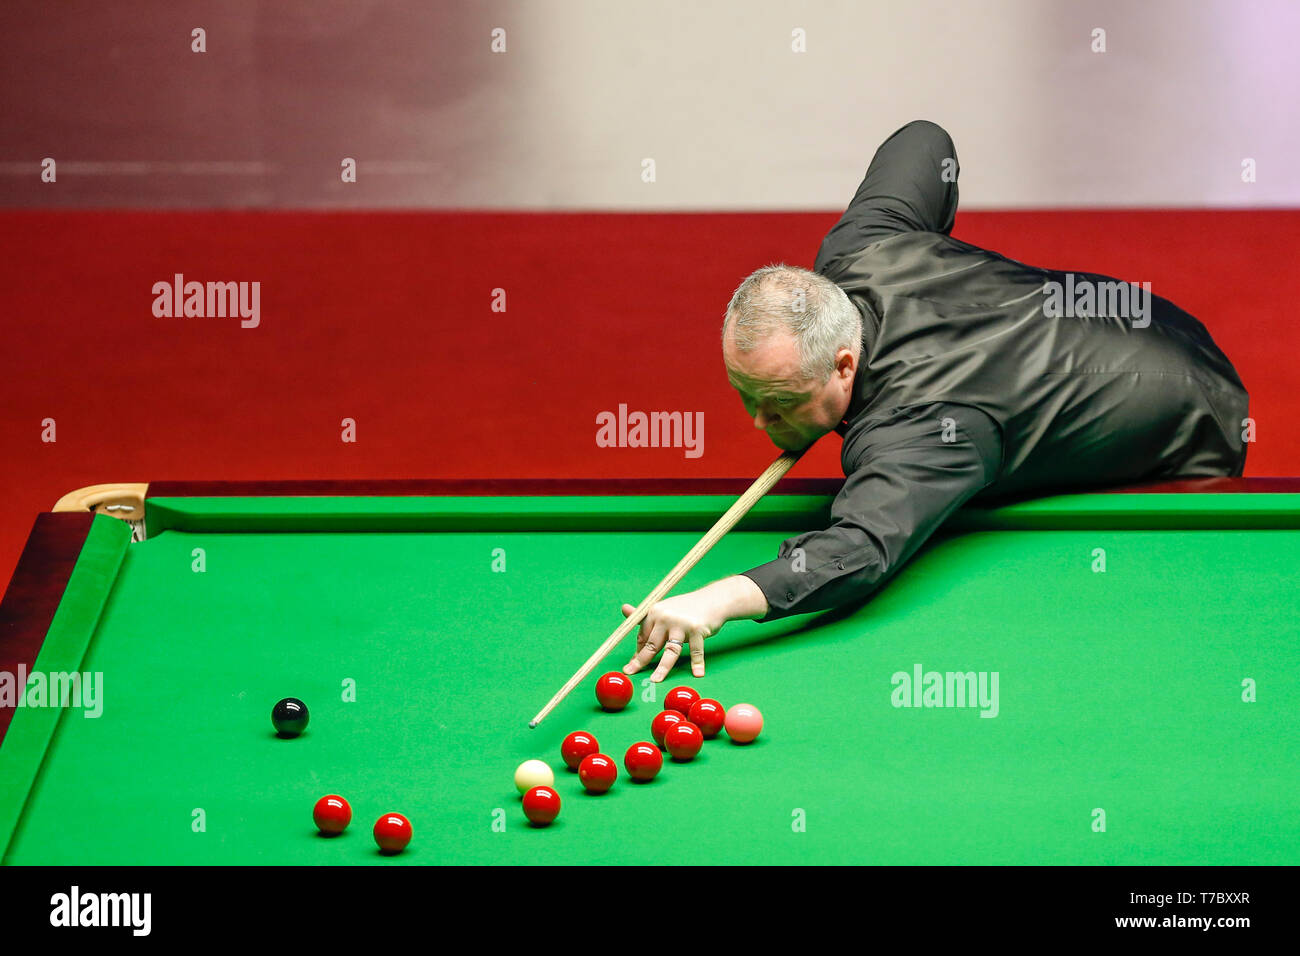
[528, 720, 538, 729]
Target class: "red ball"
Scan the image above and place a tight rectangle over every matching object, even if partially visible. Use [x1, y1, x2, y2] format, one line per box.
[664, 721, 703, 761]
[313, 794, 352, 835]
[522, 786, 561, 825]
[595, 672, 634, 711]
[578, 753, 618, 793]
[624, 741, 664, 782]
[561, 731, 600, 770]
[650, 710, 685, 748]
[373, 812, 412, 853]
[663, 686, 700, 716]
[687, 698, 726, 739]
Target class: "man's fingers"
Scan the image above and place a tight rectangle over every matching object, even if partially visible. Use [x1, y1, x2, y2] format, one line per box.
[621, 604, 646, 652]
[639, 621, 667, 662]
[651, 628, 687, 681]
[625, 620, 666, 674]
[689, 631, 706, 678]
[633, 610, 649, 653]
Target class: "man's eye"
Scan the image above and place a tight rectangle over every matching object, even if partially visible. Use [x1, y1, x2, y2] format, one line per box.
[774, 396, 795, 407]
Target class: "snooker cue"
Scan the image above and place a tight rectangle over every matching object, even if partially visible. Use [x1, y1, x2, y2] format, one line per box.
[528, 449, 804, 728]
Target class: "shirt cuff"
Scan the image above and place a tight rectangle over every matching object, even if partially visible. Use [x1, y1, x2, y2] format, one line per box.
[740, 562, 803, 623]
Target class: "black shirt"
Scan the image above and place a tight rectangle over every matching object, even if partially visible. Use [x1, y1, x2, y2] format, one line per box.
[742, 120, 1249, 622]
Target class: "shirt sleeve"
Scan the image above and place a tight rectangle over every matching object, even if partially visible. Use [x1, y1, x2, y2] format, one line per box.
[814, 120, 960, 274]
[740, 403, 1002, 622]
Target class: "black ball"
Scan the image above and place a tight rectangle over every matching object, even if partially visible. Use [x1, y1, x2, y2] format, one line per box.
[272, 697, 309, 738]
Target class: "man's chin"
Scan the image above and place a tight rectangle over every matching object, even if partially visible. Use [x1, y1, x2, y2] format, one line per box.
[769, 431, 813, 452]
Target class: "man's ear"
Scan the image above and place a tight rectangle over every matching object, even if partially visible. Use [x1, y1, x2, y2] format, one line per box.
[837, 347, 857, 381]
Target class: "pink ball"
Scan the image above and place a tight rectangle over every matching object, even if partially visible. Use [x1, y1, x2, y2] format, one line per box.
[724, 703, 763, 744]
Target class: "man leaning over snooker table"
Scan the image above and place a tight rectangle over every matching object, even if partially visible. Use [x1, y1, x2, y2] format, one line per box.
[622, 119, 1249, 682]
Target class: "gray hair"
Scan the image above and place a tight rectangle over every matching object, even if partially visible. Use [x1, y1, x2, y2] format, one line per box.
[722, 264, 862, 381]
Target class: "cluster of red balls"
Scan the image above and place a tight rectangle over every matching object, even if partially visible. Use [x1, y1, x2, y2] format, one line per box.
[517, 674, 764, 826]
[594, 672, 762, 747]
[312, 795, 412, 854]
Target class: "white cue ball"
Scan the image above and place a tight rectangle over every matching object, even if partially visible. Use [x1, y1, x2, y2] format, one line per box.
[514, 759, 555, 794]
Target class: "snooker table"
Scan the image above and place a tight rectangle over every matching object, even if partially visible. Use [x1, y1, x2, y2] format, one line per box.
[1, 477, 1298, 866]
